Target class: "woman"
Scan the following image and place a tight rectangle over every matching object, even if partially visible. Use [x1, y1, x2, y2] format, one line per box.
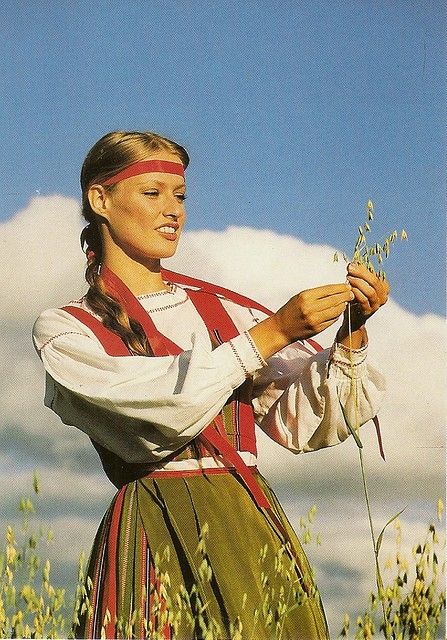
[33, 131, 387, 639]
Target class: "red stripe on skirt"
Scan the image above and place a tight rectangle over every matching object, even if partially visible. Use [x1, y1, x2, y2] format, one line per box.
[101, 486, 126, 638]
[87, 505, 114, 638]
[139, 527, 148, 639]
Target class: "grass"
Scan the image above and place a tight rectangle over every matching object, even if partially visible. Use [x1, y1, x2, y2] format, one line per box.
[339, 503, 445, 639]
[1, 476, 444, 639]
[0, 473, 67, 639]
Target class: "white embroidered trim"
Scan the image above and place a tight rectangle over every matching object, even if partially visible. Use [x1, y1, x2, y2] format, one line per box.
[228, 338, 249, 377]
[145, 298, 188, 313]
[38, 331, 87, 353]
[327, 342, 368, 379]
[329, 341, 367, 365]
[335, 342, 368, 356]
[331, 358, 367, 374]
[243, 330, 266, 368]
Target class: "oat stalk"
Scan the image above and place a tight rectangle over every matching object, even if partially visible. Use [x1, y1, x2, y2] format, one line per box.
[336, 200, 408, 638]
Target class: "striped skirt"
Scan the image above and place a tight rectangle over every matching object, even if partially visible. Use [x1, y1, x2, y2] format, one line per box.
[73, 469, 329, 639]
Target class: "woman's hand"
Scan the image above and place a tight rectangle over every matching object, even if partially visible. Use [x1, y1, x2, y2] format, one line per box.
[336, 262, 390, 348]
[249, 283, 354, 360]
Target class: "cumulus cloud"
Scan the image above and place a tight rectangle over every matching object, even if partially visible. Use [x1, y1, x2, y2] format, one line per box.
[0, 196, 444, 633]
[0, 196, 86, 326]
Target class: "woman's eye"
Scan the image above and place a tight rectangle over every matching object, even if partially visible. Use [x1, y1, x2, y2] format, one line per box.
[175, 194, 187, 202]
[143, 190, 159, 196]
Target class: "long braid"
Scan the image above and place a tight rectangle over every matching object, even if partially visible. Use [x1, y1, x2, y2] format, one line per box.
[79, 130, 189, 356]
[81, 222, 150, 355]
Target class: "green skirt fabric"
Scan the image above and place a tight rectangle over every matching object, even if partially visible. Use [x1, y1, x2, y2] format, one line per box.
[74, 469, 329, 639]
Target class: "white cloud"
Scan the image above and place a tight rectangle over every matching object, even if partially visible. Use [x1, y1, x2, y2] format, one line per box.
[0, 195, 86, 326]
[0, 196, 444, 634]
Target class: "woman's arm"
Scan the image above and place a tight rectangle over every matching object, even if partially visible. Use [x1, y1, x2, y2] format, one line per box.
[33, 307, 264, 461]
[230, 264, 388, 452]
[248, 283, 354, 359]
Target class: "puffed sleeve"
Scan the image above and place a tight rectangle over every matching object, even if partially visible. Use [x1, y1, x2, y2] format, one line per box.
[32, 307, 265, 463]
[252, 342, 386, 452]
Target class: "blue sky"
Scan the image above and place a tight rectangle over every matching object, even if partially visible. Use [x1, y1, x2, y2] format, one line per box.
[1, 0, 445, 315]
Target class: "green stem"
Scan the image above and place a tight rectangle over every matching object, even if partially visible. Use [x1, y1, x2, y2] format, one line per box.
[345, 304, 389, 639]
[358, 448, 388, 637]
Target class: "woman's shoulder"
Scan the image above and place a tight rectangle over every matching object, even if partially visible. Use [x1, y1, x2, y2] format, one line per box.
[32, 300, 94, 350]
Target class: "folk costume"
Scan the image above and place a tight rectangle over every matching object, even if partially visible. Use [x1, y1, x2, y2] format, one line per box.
[33, 264, 385, 640]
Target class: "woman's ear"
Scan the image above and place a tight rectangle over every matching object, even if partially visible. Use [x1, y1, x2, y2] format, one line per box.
[88, 184, 111, 220]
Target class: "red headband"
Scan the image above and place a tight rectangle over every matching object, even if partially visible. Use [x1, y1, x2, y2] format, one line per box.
[101, 159, 185, 185]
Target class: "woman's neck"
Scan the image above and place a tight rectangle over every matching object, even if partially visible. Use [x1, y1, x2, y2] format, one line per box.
[102, 253, 167, 296]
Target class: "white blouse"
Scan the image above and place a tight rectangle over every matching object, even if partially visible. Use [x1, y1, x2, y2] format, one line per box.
[32, 284, 386, 465]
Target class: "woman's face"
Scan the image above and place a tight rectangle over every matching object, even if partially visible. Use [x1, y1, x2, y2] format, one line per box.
[94, 152, 187, 263]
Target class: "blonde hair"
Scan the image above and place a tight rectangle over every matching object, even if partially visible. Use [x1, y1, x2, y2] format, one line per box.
[80, 130, 189, 355]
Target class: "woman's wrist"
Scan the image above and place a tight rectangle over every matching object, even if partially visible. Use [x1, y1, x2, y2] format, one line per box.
[248, 314, 290, 361]
[336, 322, 368, 349]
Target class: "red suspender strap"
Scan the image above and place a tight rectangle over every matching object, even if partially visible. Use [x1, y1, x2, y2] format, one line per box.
[161, 268, 273, 316]
[101, 265, 182, 357]
[186, 288, 258, 458]
[61, 306, 131, 356]
[186, 289, 240, 343]
[202, 421, 270, 509]
[175, 289, 269, 507]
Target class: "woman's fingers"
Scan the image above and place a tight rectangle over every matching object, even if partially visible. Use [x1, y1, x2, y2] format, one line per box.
[315, 301, 352, 326]
[347, 277, 377, 308]
[297, 284, 353, 312]
[348, 263, 390, 298]
[293, 286, 354, 331]
[314, 289, 355, 311]
[346, 263, 389, 323]
[306, 283, 353, 300]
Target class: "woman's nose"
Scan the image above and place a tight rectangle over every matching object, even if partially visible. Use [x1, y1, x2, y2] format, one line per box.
[163, 210, 180, 220]
[163, 197, 184, 218]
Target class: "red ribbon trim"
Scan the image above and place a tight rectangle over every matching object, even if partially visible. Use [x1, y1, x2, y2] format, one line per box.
[102, 488, 126, 638]
[61, 305, 131, 356]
